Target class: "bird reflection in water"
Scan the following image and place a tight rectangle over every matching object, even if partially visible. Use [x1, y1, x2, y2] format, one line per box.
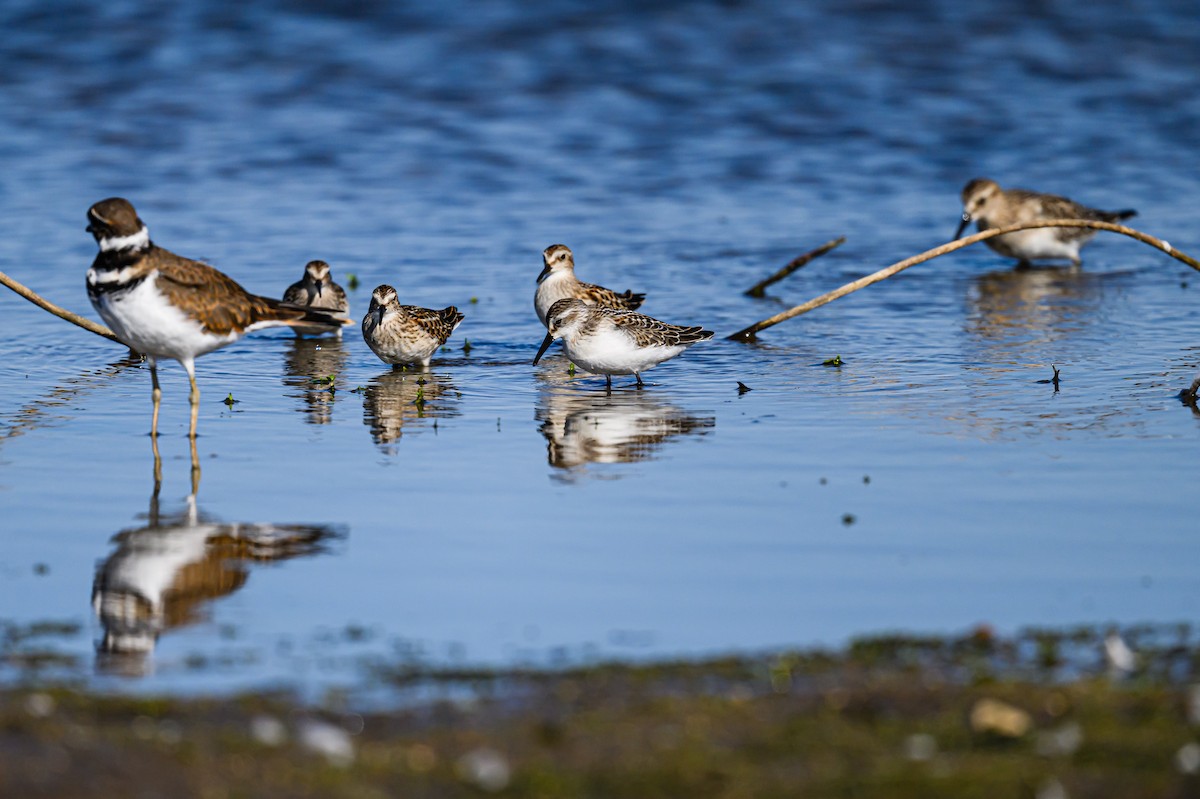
[281, 336, 349, 425]
[965, 267, 1106, 351]
[92, 438, 344, 676]
[361, 369, 461, 452]
[536, 383, 714, 479]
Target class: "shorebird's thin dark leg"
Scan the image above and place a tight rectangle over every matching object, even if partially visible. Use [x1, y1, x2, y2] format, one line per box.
[605, 374, 612, 393]
[635, 372, 644, 388]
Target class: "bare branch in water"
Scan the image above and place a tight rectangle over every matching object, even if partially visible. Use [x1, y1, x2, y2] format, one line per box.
[0, 268, 120, 343]
[745, 236, 846, 297]
[728, 220, 1200, 341]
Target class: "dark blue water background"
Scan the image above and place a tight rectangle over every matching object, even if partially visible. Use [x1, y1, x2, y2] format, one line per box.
[1, 0, 1198, 694]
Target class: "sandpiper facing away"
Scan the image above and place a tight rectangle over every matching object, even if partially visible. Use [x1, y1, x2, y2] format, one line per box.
[533, 298, 712, 390]
[955, 178, 1136, 266]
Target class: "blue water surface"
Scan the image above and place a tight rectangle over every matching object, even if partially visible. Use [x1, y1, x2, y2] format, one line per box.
[1, 0, 1198, 695]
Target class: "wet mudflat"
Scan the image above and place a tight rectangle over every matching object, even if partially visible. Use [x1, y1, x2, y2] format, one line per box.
[3, 625, 1198, 798]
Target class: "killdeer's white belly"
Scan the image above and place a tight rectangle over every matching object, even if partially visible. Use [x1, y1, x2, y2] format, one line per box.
[92, 273, 239, 361]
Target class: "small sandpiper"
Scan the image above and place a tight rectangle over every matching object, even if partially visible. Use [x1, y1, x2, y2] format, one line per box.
[955, 178, 1137, 266]
[361, 284, 464, 367]
[282, 259, 350, 337]
[85, 198, 350, 438]
[535, 244, 645, 327]
[533, 298, 713, 389]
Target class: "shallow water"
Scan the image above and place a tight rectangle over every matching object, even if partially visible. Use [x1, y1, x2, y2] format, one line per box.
[1, 0, 1199, 695]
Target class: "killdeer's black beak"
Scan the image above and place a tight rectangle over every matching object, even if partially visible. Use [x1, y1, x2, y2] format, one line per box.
[954, 212, 971, 240]
[536, 263, 552, 284]
[532, 331, 555, 365]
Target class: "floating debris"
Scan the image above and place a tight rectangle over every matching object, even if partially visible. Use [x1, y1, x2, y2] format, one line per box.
[298, 719, 354, 767]
[969, 698, 1032, 738]
[736, 381, 753, 394]
[223, 393, 238, 407]
[822, 355, 843, 367]
[456, 747, 511, 792]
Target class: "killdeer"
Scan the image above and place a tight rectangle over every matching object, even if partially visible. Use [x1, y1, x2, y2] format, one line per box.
[535, 244, 645, 327]
[361, 284, 464, 367]
[533, 298, 713, 390]
[281, 259, 350, 337]
[85, 197, 350, 438]
[955, 178, 1137, 266]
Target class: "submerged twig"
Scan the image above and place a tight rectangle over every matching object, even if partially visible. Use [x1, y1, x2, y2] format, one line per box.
[727, 220, 1200, 341]
[0, 268, 120, 343]
[745, 236, 846, 297]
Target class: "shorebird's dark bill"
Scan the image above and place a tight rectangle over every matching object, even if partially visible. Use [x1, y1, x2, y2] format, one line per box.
[536, 264, 552, 283]
[532, 331, 555, 365]
[954, 212, 971, 240]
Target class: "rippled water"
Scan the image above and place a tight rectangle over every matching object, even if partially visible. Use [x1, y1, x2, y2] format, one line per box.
[2, 0, 1198, 694]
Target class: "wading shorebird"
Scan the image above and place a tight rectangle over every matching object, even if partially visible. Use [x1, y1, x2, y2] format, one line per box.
[533, 298, 713, 390]
[85, 198, 350, 438]
[534, 244, 645, 327]
[281, 259, 350, 337]
[955, 178, 1137, 266]
[361, 284, 464, 368]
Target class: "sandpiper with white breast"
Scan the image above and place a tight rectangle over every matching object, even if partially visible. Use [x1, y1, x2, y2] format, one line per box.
[533, 298, 713, 390]
[282, 259, 349, 337]
[361, 284, 464, 368]
[85, 198, 351, 438]
[955, 178, 1137, 266]
[535, 244, 645, 327]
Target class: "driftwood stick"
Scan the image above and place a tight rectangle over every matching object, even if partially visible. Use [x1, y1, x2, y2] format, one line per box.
[728, 220, 1200, 341]
[0, 268, 121, 343]
[745, 236, 846, 297]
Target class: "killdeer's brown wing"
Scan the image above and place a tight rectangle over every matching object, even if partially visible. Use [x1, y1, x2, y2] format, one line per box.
[605, 307, 714, 347]
[152, 249, 345, 335]
[578, 280, 646, 311]
[403, 305, 464, 346]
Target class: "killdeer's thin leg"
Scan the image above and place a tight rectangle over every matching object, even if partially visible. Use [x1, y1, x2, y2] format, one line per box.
[150, 434, 163, 498]
[189, 437, 201, 496]
[149, 357, 161, 437]
[635, 372, 644, 388]
[183, 358, 200, 439]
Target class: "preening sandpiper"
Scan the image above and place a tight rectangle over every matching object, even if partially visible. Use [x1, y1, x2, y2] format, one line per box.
[282, 259, 349, 337]
[361, 284, 464, 368]
[85, 198, 350, 438]
[955, 178, 1137, 266]
[533, 298, 713, 390]
[535, 244, 645, 327]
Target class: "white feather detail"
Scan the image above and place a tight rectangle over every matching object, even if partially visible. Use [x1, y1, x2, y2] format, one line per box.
[99, 226, 150, 253]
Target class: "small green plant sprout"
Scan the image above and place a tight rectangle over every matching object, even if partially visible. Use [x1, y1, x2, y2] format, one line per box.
[469, 296, 479, 304]
[413, 386, 426, 414]
[223, 393, 238, 407]
[822, 355, 843, 367]
[345, 273, 360, 290]
[462, 339, 472, 355]
[567, 362, 576, 376]
[312, 374, 336, 386]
